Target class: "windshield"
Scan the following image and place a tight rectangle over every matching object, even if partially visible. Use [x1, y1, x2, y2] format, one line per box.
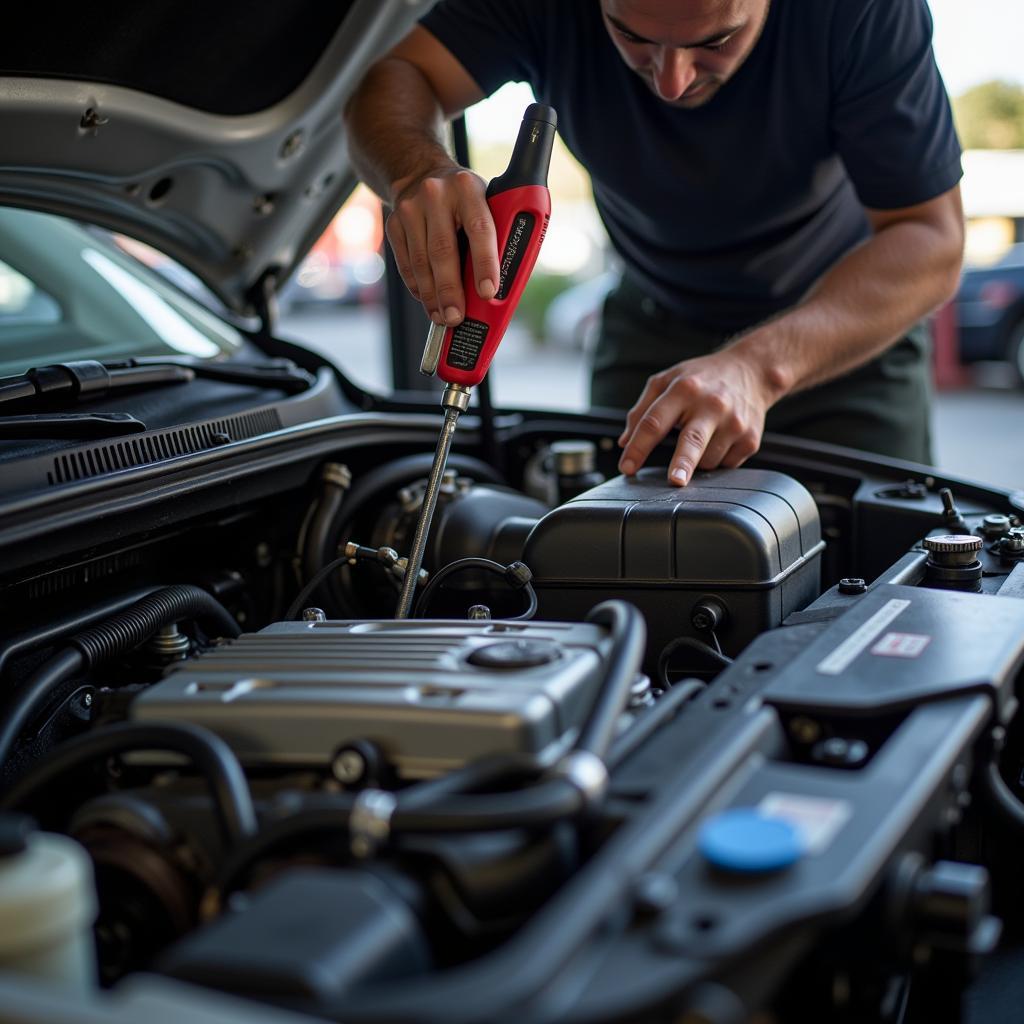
[0, 207, 242, 376]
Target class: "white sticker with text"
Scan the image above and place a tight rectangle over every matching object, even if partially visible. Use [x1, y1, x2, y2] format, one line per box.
[759, 793, 853, 855]
[816, 598, 911, 676]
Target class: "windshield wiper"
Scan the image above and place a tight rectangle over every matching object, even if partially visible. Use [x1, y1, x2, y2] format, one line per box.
[122, 356, 315, 394]
[0, 412, 148, 439]
[0, 361, 195, 410]
[0, 357, 314, 411]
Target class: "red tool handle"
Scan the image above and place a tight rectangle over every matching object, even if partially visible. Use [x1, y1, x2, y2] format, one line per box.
[436, 103, 556, 388]
[437, 186, 551, 387]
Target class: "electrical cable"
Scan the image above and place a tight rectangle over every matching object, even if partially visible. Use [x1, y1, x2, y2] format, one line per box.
[286, 555, 351, 620]
[1, 721, 257, 845]
[413, 556, 537, 619]
[657, 635, 732, 689]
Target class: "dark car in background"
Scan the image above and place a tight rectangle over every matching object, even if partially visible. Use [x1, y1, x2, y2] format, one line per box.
[955, 243, 1024, 385]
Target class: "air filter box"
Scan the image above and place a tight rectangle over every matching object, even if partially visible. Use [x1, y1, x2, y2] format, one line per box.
[523, 467, 823, 664]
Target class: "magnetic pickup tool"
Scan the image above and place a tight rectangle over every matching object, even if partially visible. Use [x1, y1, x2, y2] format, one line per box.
[395, 103, 557, 619]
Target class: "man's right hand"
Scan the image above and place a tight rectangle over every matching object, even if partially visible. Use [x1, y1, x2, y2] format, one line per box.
[386, 166, 501, 326]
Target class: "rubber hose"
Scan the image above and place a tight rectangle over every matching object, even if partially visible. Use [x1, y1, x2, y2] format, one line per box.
[575, 601, 647, 759]
[0, 585, 239, 769]
[301, 465, 350, 590]
[2, 721, 256, 845]
[72, 584, 240, 666]
[0, 649, 85, 772]
[983, 760, 1024, 831]
[392, 778, 582, 832]
[0, 586, 163, 683]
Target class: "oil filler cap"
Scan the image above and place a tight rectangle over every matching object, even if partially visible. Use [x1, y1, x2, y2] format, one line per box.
[698, 809, 802, 874]
[468, 640, 560, 669]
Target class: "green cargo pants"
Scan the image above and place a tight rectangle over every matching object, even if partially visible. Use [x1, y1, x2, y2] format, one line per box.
[590, 276, 934, 464]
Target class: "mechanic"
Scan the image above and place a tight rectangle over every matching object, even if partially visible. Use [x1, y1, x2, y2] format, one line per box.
[344, 0, 965, 485]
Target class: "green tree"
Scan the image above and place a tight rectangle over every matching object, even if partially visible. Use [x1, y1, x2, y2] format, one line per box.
[953, 81, 1024, 149]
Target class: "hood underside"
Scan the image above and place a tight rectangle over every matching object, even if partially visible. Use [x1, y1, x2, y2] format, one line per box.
[0, 0, 434, 315]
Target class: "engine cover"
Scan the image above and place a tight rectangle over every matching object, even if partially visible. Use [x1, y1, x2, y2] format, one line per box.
[524, 467, 824, 662]
[131, 620, 612, 778]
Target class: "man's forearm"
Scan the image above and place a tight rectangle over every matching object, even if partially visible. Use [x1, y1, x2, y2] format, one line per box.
[344, 58, 456, 204]
[728, 198, 964, 400]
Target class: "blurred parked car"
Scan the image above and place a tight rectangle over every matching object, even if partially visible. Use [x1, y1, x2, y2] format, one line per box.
[955, 242, 1024, 385]
[540, 268, 618, 350]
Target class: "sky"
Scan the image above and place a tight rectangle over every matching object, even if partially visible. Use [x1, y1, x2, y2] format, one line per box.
[468, 0, 1024, 143]
[928, 0, 1024, 95]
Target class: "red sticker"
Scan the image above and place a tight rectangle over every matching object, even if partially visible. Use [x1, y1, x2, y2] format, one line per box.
[871, 632, 931, 658]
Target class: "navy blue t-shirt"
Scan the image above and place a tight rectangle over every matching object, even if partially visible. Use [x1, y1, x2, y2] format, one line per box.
[420, 0, 963, 332]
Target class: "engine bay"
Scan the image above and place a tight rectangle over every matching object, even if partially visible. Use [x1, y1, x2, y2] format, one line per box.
[2, 422, 1024, 1024]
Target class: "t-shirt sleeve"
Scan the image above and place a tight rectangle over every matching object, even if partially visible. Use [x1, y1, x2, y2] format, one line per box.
[419, 0, 546, 98]
[829, 0, 962, 209]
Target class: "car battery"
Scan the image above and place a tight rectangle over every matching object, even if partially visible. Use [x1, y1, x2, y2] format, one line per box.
[523, 467, 824, 666]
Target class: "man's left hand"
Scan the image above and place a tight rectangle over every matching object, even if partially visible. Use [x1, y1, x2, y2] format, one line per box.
[616, 348, 781, 486]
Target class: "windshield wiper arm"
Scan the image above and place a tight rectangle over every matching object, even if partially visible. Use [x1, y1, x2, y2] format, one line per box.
[121, 356, 315, 394]
[0, 412, 148, 439]
[0, 356, 314, 414]
[0, 360, 194, 410]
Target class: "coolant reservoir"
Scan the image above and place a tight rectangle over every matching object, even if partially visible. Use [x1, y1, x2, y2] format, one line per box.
[0, 815, 97, 989]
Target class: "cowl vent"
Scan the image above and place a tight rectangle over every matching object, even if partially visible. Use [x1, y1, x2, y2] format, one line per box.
[47, 408, 282, 485]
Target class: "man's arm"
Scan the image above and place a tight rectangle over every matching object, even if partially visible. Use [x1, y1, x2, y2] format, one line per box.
[617, 185, 965, 485]
[344, 27, 500, 326]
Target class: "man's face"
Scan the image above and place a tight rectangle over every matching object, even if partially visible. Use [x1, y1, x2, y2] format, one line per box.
[600, 0, 771, 109]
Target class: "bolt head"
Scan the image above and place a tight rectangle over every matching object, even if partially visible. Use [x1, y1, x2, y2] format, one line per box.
[332, 749, 367, 784]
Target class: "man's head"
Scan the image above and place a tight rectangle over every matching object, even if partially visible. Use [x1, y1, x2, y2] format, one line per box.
[600, 0, 771, 108]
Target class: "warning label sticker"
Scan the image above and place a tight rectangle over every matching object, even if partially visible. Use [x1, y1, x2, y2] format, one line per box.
[870, 632, 931, 658]
[759, 792, 852, 855]
[816, 598, 910, 676]
[446, 318, 489, 372]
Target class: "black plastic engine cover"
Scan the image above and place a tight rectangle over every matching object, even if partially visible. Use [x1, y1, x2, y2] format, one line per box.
[523, 467, 824, 667]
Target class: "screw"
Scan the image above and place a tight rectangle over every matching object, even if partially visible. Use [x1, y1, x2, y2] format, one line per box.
[279, 130, 304, 160]
[332, 748, 367, 785]
[82, 692, 94, 709]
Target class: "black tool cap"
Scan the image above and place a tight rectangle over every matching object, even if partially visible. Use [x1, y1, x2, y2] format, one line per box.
[486, 104, 558, 198]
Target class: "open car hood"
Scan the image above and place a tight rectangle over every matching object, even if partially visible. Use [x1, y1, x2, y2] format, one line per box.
[0, 0, 432, 316]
